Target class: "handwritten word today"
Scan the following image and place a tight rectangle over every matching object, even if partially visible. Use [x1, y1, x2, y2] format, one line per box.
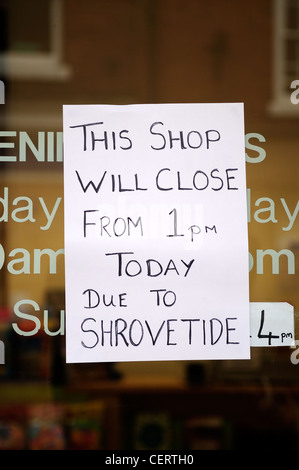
[105, 252, 195, 277]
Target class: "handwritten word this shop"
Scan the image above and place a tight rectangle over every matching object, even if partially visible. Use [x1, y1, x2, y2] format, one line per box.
[70, 121, 220, 152]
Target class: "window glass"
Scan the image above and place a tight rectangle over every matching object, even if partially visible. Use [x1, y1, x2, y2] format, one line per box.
[0, 0, 299, 452]
[7, 0, 50, 53]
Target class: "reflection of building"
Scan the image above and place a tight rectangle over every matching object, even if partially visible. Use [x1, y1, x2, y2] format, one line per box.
[0, 0, 297, 127]
[0, 0, 296, 130]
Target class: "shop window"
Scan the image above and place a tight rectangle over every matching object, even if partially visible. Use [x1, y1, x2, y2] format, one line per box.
[0, 0, 71, 80]
[269, 0, 299, 115]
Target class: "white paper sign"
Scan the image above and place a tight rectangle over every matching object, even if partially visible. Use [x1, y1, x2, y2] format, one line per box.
[250, 302, 295, 347]
[63, 103, 250, 363]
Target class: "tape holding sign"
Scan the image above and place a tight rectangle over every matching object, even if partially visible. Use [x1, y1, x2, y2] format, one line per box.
[63, 103, 250, 363]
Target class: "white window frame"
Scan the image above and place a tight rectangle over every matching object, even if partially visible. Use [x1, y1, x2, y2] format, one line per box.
[268, 0, 299, 116]
[0, 0, 71, 80]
